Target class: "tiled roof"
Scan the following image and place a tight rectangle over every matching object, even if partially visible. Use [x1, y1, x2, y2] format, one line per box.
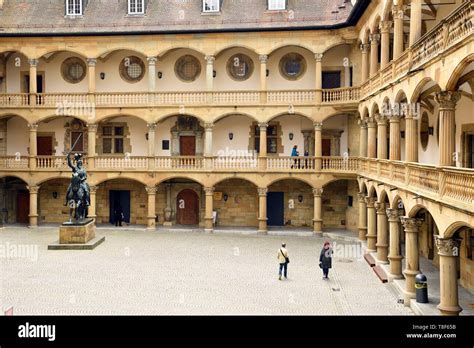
[0, 0, 360, 35]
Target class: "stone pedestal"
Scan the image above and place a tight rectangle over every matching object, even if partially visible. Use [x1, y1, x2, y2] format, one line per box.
[60, 219, 96, 244]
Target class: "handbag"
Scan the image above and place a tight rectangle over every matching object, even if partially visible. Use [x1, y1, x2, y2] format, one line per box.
[319, 262, 323, 269]
[280, 249, 290, 264]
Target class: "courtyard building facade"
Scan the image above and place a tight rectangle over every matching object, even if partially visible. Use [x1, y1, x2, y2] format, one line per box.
[0, 0, 472, 315]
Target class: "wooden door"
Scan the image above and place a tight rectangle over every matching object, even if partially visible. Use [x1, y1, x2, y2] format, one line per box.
[16, 191, 29, 223]
[37, 136, 53, 156]
[322, 139, 331, 157]
[180, 136, 196, 156]
[176, 189, 199, 225]
[267, 192, 284, 226]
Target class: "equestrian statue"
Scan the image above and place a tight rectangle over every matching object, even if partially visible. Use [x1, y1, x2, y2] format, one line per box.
[64, 152, 90, 223]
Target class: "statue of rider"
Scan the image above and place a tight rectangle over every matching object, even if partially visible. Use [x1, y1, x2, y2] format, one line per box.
[65, 153, 91, 208]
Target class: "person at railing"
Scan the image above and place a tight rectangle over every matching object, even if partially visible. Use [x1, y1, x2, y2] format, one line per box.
[290, 145, 300, 169]
[304, 151, 309, 169]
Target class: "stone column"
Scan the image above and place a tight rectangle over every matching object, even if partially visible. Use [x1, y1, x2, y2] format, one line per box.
[147, 123, 157, 170]
[258, 123, 268, 170]
[314, 122, 323, 170]
[146, 186, 157, 230]
[401, 217, 423, 304]
[28, 59, 38, 105]
[386, 208, 403, 279]
[360, 43, 370, 82]
[358, 193, 367, 241]
[204, 122, 214, 157]
[375, 202, 389, 263]
[392, 6, 404, 59]
[365, 196, 377, 252]
[380, 21, 392, 69]
[359, 120, 368, 158]
[87, 123, 97, 170]
[435, 91, 461, 167]
[28, 123, 38, 170]
[27, 185, 39, 228]
[312, 188, 323, 234]
[376, 114, 388, 159]
[435, 236, 462, 316]
[369, 33, 380, 76]
[204, 187, 214, 232]
[147, 57, 157, 92]
[405, 110, 418, 163]
[205, 55, 215, 103]
[389, 115, 401, 161]
[88, 185, 98, 221]
[258, 187, 268, 233]
[259, 55, 268, 103]
[87, 58, 96, 104]
[315, 53, 323, 103]
[409, 0, 423, 47]
[367, 117, 377, 159]
[163, 184, 173, 226]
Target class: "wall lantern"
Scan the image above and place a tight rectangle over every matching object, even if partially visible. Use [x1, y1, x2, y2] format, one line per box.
[298, 195, 303, 203]
[400, 131, 405, 139]
[228, 133, 234, 141]
[100, 72, 106, 80]
[428, 127, 434, 135]
[52, 192, 58, 199]
[213, 70, 217, 78]
[289, 132, 294, 141]
[266, 69, 270, 77]
[145, 133, 149, 141]
[158, 71, 163, 79]
[223, 193, 229, 202]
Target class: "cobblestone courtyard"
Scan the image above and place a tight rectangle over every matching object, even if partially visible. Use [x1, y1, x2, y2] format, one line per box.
[0, 227, 412, 315]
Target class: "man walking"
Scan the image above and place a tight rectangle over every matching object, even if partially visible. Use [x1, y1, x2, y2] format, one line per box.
[278, 243, 289, 280]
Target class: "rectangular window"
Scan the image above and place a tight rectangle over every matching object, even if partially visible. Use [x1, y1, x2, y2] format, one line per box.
[128, 0, 145, 15]
[203, 0, 219, 12]
[268, 0, 286, 10]
[66, 0, 82, 16]
[102, 126, 125, 154]
[254, 125, 278, 154]
[71, 132, 84, 152]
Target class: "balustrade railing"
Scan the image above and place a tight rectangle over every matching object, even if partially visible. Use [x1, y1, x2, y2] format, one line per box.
[36, 156, 70, 170]
[155, 156, 204, 170]
[267, 156, 316, 171]
[0, 155, 29, 169]
[95, 156, 148, 170]
[321, 157, 359, 172]
[0, 94, 29, 107]
[212, 156, 258, 170]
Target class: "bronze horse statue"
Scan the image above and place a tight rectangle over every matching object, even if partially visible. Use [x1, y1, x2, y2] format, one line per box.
[65, 152, 90, 223]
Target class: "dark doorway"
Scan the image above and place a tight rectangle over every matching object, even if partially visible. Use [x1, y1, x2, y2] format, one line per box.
[322, 139, 331, 156]
[322, 71, 341, 89]
[267, 192, 284, 226]
[16, 190, 29, 223]
[109, 190, 131, 225]
[467, 134, 474, 168]
[180, 136, 196, 156]
[37, 136, 53, 156]
[176, 189, 199, 225]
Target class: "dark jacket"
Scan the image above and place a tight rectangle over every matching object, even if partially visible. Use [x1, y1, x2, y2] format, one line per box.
[319, 247, 333, 269]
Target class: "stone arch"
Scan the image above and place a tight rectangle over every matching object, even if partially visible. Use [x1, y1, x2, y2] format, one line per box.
[212, 176, 259, 188]
[37, 113, 90, 125]
[96, 112, 149, 124]
[157, 47, 207, 59]
[267, 44, 315, 56]
[382, 0, 394, 21]
[213, 112, 259, 124]
[370, 102, 380, 117]
[267, 176, 314, 188]
[371, 15, 382, 34]
[93, 175, 149, 187]
[367, 182, 378, 198]
[444, 221, 474, 239]
[390, 193, 406, 210]
[361, 106, 370, 120]
[155, 113, 207, 125]
[445, 53, 474, 91]
[322, 41, 353, 55]
[36, 49, 88, 61]
[0, 113, 31, 124]
[394, 89, 408, 103]
[95, 48, 148, 60]
[213, 45, 260, 58]
[156, 176, 206, 187]
[410, 77, 441, 104]
[266, 112, 313, 124]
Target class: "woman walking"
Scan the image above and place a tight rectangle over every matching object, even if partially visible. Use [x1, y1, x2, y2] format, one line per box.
[319, 241, 333, 280]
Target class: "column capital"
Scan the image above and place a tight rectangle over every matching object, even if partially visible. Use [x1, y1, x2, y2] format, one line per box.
[375, 113, 388, 125]
[358, 192, 367, 202]
[147, 56, 158, 65]
[87, 123, 98, 132]
[359, 43, 370, 53]
[374, 202, 386, 214]
[28, 123, 38, 130]
[400, 217, 423, 232]
[379, 21, 393, 33]
[385, 208, 400, 222]
[358, 119, 367, 128]
[86, 58, 97, 67]
[435, 236, 460, 257]
[258, 187, 268, 196]
[89, 185, 98, 193]
[204, 122, 214, 131]
[146, 186, 158, 195]
[369, 33, 381, 44]
[388, 114, 402, 123]
[314, 53, 324, 61]
[259, 55, 268, 64]
[205, 55, 215, 64]
[435, 91, 461, 109]
[365, 196, 376, 207]
[312, 188, 323, 197]
[28, 59, 39, 67]
[204, 187, 215, 195]
[258, 123, 268, 130]
[366, 117, 377, 128]
[147, 123, 157, 131]
[314, 122, 323, 131]
[27, 185, 40, 194]
[392, 6, 404, 20]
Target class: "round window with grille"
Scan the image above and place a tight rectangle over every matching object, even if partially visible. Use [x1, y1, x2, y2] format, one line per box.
[175, 55, 202, 82]
[279, 53, 307, 81]
[61, 57, 87, 84]
[119, 56, 145, 83]
[227, 54, 254, 81]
